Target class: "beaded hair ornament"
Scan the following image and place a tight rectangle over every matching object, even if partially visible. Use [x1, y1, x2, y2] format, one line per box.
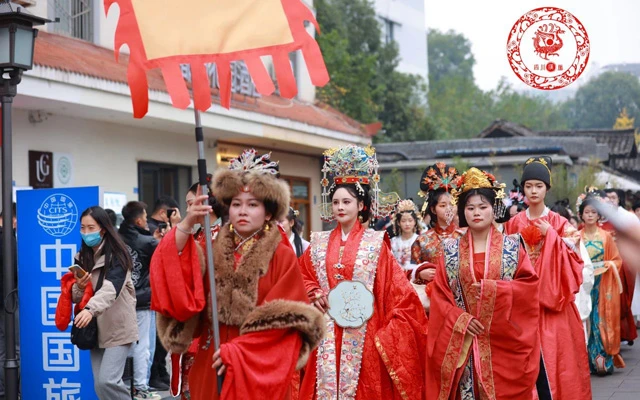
[320, 145, 399, 221]
[451, 167, 507, 219]
[229, 148, 279, 175]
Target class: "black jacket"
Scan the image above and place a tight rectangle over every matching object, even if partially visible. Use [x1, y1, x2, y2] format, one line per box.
[118, 222, 158, 310]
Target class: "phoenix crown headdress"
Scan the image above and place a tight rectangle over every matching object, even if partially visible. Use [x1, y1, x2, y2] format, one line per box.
[320, 145, 399, 221]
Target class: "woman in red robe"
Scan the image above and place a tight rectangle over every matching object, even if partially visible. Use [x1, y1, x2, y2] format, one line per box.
[504, 157, 591, 400]
[411, 162, 465, 309]
[426, 167, 540, 400]
[299, 145, 428, 400]
[150, 150, 325, 400]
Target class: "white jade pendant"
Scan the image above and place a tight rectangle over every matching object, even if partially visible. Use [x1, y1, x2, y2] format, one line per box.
[327, 280, 375, 328]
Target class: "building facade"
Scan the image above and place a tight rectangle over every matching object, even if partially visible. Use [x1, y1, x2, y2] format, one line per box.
[374, 0, 428, 79]
[7, 0, 371, 236]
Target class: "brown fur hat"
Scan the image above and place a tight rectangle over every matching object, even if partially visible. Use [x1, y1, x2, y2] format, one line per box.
[212, 167, 291, 221]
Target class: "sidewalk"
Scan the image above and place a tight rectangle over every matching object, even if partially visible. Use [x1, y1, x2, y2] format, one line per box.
[157, 333, 640, 400]
[592, 336, 640, 400]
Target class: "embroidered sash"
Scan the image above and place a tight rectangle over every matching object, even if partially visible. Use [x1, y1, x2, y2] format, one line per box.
[311, 229, 384, 400]
[443, 233, 520, 400]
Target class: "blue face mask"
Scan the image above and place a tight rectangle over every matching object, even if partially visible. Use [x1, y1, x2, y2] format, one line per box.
[81, 231, 102, 247]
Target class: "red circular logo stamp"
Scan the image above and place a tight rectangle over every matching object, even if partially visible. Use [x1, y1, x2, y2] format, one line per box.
[507, 7, 590, 90]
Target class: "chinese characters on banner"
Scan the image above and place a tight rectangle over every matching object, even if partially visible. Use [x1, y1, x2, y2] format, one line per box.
[17, 187, 101, 400]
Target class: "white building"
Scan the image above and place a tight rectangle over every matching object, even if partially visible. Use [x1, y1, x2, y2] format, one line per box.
[6, 0, 372, 236]
[374, 0, 428, 79]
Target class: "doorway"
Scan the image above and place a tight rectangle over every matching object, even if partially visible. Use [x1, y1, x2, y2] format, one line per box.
[138, 162, 191, 214]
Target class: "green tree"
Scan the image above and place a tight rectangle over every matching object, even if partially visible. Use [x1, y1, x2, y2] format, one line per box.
[427, 29, 476, 86]
[315, 0, 433, 142]
[426, 30, 569, 139]
[563, 71, 640, 129]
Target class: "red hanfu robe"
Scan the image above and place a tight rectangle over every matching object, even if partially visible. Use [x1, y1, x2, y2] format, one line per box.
[504, 209, 591, 399]
[411, 224, 466, 297]
[426, 227, 540, 400]
[150, 224, 324, 400]
[598, 220, 638, 342]
[298, 222, 429, 400]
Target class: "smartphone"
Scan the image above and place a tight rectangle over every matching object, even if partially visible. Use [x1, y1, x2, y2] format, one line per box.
[69, 264, 87, 278]
[166, 209, 176, 228]
[158, 222, 168, 231]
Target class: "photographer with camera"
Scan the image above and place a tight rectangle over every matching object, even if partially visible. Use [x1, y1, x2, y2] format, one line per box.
[147, 196, 181, 236]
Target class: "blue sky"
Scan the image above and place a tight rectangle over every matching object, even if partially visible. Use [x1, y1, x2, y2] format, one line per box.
[424, 0, 640, 91]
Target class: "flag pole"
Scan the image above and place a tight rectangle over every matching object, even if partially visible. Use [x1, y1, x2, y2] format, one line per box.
[193, 107, 224, 393]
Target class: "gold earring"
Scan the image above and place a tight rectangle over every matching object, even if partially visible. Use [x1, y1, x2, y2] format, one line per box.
[229, 224, 234, 232]
[358, 215, 363, 223]
[264, 221, 270, 231]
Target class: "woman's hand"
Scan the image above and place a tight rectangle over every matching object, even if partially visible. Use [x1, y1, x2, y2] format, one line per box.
[74, 271, 91, 290]
[467, 318, 485, 336]
[212, 348, 227, 376]
[312, 292, 329, 313]
[74, 309, 93, 328]
[418, 268, 436, 282]
[181, 189, 212, 232]
[534, 219, 551, 236]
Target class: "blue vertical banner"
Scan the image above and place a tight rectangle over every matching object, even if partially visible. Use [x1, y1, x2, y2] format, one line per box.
[17, 186, 101, 400]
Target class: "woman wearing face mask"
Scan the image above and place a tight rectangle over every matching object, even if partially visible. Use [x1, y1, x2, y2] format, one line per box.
[299, 145, 428, 400]
[504, 156, 591, 400]
[150, 149, 324, 400]
[280, 207, 309, 257]
[411, 163, 465, 305]
[72, 206, 138, 399]
[426, 167, 540, 400]
[578, 192, 625, 375]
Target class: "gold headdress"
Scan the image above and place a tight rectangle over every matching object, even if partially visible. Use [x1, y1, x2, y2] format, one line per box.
[396, 199, 418, 214]
[451, 167, 507, 218]
[320, 145, 399, 221]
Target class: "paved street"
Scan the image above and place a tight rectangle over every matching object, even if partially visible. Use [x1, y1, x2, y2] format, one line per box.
[592, 334, 640, 400]
[156, 331, 640, 400]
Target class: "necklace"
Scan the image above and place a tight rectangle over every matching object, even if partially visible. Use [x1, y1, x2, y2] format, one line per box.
[234, 228, 262, 252]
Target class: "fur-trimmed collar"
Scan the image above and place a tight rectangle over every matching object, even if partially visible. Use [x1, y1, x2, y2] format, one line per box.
[213, 221, 281, 326]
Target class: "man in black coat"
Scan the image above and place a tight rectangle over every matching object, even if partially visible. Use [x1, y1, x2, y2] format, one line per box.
[119, 201, 162, 398]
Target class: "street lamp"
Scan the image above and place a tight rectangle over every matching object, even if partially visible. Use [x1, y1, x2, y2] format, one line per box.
[0, 2, 49, 400]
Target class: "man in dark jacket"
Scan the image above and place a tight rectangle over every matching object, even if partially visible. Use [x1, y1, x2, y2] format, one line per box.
[119, 201, 162, 399]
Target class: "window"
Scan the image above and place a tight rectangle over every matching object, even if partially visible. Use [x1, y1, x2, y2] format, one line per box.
[138, 162, 191, 216]
[280, 176, 311, 240]
[50, 0, 94, 41]
[380, 17, 399, 44]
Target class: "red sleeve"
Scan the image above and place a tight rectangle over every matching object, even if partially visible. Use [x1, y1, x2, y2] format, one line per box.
[219, 243, 312, 400]
[481, 246, 541, 397]
[150, 228, 206, 322]
[425, 253, 474, 400]
[537, 224, 583, 312]
[299, 245, 322, 300]
[374, 244, 429, 400]
[220, 329, 302, 400]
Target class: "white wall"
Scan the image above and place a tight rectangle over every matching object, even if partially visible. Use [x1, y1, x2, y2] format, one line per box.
[7, 109, 207, 203]
[4, 109, 324, 232]
[374, 0, 428, 80]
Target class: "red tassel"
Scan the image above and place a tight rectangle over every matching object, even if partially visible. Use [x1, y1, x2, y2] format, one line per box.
[521, 225, 543, 246]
